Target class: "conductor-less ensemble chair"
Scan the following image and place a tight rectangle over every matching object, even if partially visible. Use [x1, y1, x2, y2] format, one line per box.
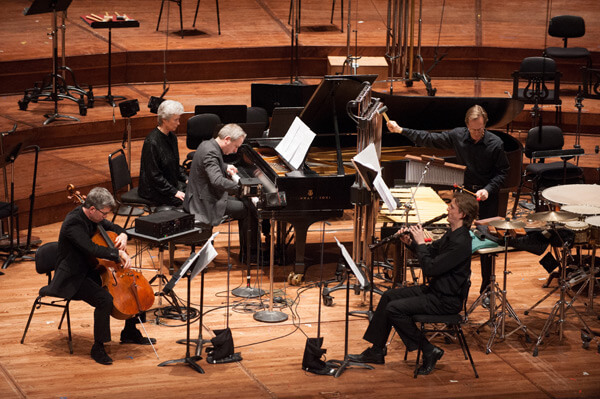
[545, 15, 592, 67]
[406, 281, 478, 378]
[21, 242, 74, 353]
[108, 149, 157, 228]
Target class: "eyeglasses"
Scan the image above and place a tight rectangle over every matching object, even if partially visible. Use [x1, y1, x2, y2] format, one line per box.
[94, 207, 111, 217]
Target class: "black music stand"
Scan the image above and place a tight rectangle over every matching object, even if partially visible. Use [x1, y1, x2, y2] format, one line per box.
[81, 15, 140, 107]
[328, 237, 374, 377]
[23, 0, 80, 125]
[158, 240, 214, 373]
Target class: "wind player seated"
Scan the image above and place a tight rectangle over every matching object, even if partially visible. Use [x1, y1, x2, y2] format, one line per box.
[348, 192, 479, 375]
[46, 187, 156, 365]
[184, 123, 260, 263]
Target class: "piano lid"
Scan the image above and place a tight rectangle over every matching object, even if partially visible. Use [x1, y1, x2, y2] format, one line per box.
[373, 93, 524, 131]
[301, 75, 378, 134]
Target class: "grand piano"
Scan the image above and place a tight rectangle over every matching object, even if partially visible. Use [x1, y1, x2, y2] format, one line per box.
[239, 78, 524, 274]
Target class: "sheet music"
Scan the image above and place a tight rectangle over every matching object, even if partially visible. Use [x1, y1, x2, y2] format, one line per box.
[334, 237, 367, 288]
[275, 117, 316, 170]
[190, 232, 219, 280]
[352, 143, 397, 211]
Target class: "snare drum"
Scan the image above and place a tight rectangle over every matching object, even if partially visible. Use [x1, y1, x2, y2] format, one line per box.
[565, 221, 590, 245]
[585, 216, 600, 243]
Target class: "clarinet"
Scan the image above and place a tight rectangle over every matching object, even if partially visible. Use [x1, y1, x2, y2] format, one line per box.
[369, 213, 448, 250]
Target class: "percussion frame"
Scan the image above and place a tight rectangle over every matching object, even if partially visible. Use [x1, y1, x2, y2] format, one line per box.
[469, 239, 530, 354]
[530, 230, 597, 356]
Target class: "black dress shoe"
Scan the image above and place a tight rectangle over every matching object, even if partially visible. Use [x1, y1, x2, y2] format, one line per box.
[347, 347, 385, 365]
[120, 329, 157, 345]
[417, 346, 444, 375]
[91, 343, 113, 365]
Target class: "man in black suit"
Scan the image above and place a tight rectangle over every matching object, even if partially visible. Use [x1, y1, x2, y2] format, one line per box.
[348, 192, 478, 375]
[47, 187, 155, 365]
[184, 123, 257, 261]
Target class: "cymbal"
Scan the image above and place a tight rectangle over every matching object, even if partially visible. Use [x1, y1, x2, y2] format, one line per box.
[562, 204, 600, 216]
[489, 219, 526, 229]
[527, 210, 578, 222]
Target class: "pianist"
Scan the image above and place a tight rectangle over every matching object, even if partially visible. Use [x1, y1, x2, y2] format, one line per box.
[348, 192, 479, 375]
[387, 105, 510, 304]
[184, 123, 258, 262]
[138, 100, 188, 207]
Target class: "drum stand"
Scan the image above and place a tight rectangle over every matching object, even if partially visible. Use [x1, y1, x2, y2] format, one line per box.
[531, 233, 597, 356]
[472, 236, 530, 354]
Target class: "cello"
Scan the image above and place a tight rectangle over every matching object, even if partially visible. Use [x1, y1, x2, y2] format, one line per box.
[67, 184, 155, 320]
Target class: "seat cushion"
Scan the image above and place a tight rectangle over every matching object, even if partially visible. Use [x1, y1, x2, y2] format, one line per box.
[525, 161, 580, 174]
[121, 187, 156, 206]
[0, 201, 18, 218]
[546, 47, 591, 59]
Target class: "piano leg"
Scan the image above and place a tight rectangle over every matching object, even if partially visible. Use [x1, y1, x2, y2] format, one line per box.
[291, 220, 310, 275]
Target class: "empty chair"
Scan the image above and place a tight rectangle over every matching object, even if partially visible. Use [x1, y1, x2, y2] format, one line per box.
[545, 15, 592, 67]
[183, 113, 221, 171]
[108, 149, 157, 228]
[512, 57, 562, 124]
[157, 0, 221, 37]
[511, 125, 583, 216]
[21, 242, 74, 353]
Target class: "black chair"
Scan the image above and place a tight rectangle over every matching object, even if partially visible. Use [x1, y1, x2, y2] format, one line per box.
[21, 242, 74, 354]
[108, 149, 157, 228]
[246, 106, 269, 132]
[182, 113, 221, 171]
[406, 281, 478, 378]
[511, 126, 583, 216]
[545, 15, 592, 67]
[512, 57, 562, 124]
[157, 0, 221, 37]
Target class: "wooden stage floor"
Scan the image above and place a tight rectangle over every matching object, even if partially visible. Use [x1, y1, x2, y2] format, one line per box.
[2, 210, 600, 398]
[1, 1, 600, 397]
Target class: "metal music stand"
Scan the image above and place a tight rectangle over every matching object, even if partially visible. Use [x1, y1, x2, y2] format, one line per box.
[23, 0, 80, 125]
[158, 236, 217, 373]
[329, 237, 374, 377]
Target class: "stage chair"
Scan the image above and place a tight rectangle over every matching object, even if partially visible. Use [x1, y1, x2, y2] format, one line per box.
[512, 57, 562, 125]
[511, 126, 583, 216]
[156, 0, 221, 37]
[545, 15, 592, 68]
[407, 280, 478, 378]
[21, 242, 74, 354]
[246, 106, 269, 132]
[182, 113, 221, 171]
[108, 149, 157, 229]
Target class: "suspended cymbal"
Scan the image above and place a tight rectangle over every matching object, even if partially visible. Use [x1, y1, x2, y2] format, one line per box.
[562, 205, 600, 216]
[489, 219, 526, 229]
[527, 210, 578, 222]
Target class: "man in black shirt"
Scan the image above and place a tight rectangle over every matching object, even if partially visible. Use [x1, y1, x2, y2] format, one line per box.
[387, 105, 510, 299]
[348, 193, 478, 375]
[139, 99, 188, 207]
[47, 187, 155, 365]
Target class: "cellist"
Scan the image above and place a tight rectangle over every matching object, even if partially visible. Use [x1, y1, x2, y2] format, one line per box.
[46, 187, 156, 365]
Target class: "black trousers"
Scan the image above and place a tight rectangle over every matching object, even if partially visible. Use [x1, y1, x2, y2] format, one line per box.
[363, 286, 459, 352]
[71, 276, 138, 343]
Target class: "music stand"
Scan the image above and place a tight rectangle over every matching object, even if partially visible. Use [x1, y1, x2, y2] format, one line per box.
[0, 142, 24, 269]
[158, 234, 218, 373]
[329, 237, 374, 377]
[24, 0, 79, 125]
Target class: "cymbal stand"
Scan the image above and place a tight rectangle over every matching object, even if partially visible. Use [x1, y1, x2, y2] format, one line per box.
[473, 234, 530, 354]
[531, 229, 596, 356]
